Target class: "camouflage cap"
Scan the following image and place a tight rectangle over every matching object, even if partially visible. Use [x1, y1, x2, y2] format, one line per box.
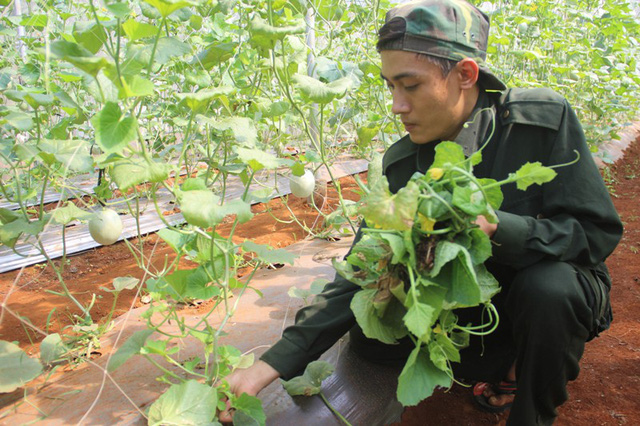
[377, 0, 506, 91]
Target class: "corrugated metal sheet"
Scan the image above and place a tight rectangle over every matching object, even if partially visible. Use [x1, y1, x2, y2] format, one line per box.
[0, 159, 368, 273]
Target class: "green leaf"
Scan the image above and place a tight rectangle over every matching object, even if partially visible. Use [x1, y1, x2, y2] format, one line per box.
[451, 185, 487, 217]
[192, 42, 237, 70]
[431, 141, 466, 169]
[290, 162, 305, 177]
[49, 40, 110, 76]
[242, 240, 297, 266]
[122, 19, 159, 41]
[185, 267, 221, 300]
[40, 334, 68, 366]
[157, 228, 194, 254]
[91, 102, 138, 154]
[0, 209, 20, 225]
[153, 37, 192, 64]
[118, 75, 154, 99]
[73, 21, 107, 54]
[20, 14, 48, 28]
[50, 202, 92, 225]
[359, 177, 419, 231]
[437, 256, 481, 308]
[175, 87, 234, 112]
[106, 2, 132, 19]
[233, 393, 265, 426]
[476, 178, 503, 209]
[351, 288, 407, 344]
[235, 147, 282, 171]
[23, 93, 55, 108]
[142, 0, 200, 18]
[107, 329, 154, 372]
[288, 279, 327, 301]
[396, 345, 451, 406]
[113, 277, 140, 291]
[0, 340, 43, 392]
[475, 264, 500, 303]
[3, 111, 34, 131]
[292, 74, 354, 104]
[37, 139, 93, 172]
[357, 124, 379, 148]
[110, 157, 171, 191]
[512, 162, 557, 191]
[430, 240, 462, 277]
[417, 190, 452, 220]
[428, 332, 460, 371]
[177, 190, 253, 228]
[403, 302, 435, 340]
[254, 100, 289, 118]
[198, 116, 257, 147]
[466, 228, 492, 265]
[282, 360, 334, 397]
[0, 218, 45, 248]
[147, 380, 218, 426]
[249, 17, 306, 49]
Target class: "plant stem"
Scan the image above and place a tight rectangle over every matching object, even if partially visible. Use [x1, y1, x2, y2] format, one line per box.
[319, 392, 352, 426]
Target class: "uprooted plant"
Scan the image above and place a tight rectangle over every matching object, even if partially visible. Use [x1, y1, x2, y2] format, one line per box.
[334, 138, 577, 406]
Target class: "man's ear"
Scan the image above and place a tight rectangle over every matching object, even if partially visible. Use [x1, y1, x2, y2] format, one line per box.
[456, 58, 479, 89]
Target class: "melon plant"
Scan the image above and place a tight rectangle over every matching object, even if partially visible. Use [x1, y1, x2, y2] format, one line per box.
[334, 141, 564, 406]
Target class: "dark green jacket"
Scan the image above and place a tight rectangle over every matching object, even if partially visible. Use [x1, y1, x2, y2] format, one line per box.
[261, 88, 623, 380]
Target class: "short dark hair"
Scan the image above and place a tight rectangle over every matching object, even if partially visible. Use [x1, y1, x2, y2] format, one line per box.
[377, 17, 458, 77]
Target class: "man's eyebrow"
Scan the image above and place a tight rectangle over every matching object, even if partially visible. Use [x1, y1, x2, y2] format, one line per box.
[379, 71, 420, 82]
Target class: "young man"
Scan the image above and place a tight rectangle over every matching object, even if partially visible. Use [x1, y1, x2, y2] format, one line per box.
[221, 1, 623, 424]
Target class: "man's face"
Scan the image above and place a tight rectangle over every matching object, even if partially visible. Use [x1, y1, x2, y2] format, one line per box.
[380, 50, 466, 144]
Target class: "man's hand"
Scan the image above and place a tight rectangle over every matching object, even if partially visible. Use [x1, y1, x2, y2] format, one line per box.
[218, 360, 280, 423]
[474, 215, 498, 238]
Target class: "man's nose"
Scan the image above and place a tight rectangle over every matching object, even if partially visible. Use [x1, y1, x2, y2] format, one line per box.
[391, 93, 410, 115]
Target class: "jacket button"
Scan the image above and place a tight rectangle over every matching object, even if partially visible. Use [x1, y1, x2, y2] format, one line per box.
[502, 109, 510, 119]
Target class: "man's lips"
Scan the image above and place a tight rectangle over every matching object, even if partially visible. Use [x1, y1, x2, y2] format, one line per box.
[403, 122, 416, 132]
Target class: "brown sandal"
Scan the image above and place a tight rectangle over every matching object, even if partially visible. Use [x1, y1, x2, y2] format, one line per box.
[473, 380, 517, 413]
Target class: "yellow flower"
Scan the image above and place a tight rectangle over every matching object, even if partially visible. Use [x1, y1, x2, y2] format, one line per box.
[417, 213, 436, 232]
[428, 167, 444, 180]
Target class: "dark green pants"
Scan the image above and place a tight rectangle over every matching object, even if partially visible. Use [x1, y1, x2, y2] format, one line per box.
[350, 260, 597, 426]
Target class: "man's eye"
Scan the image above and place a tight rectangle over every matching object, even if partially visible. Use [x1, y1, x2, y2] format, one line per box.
[405, 84, 419, 91]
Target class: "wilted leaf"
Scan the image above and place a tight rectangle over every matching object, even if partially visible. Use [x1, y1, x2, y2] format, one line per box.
[282, 360, 334, 397]
[359, 177, 419, 231]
